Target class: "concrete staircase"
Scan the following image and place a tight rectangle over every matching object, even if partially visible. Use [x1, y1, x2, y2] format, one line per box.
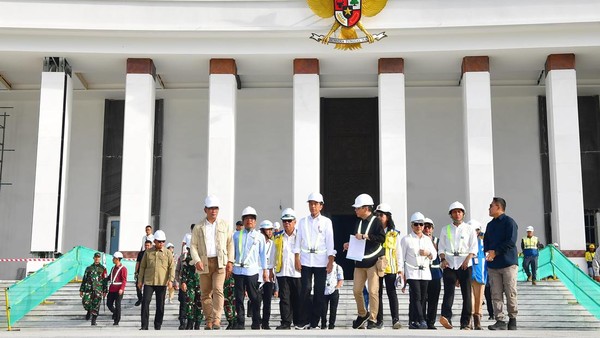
[1, 279, 598, 331]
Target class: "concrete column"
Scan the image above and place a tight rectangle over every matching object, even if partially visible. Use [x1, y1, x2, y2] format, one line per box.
[545, 54, 586, 254]
[378, 58, 407, 235]
[119, 58, 156, 251]
[292, 59, 320, 213]
[461, 56, 495, 224]
[207, 59, 238, 226]
[30, 57, 73, 254]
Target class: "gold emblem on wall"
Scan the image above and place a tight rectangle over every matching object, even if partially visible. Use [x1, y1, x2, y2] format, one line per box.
[307, 0, 388, 50]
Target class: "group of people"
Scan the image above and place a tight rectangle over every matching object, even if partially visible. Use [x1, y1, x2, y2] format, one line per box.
[79, 193, 522, 331]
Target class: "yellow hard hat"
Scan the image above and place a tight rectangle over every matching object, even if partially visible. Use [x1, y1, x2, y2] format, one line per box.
[590, 244, 596, 249]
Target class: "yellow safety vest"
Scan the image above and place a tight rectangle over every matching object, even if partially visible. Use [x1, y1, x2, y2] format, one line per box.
[522, 236, 538, 250]
[384, 229, 400, 274]
[274, 234, 284, 273]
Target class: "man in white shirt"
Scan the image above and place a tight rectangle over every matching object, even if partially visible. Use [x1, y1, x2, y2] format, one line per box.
[231, 206, 268, 330]
[399, 212, 437, 329]
[293, 192, 336, 330]
[274, 208, 302, 330]
[438, 201, 478, 330]
[321, 261, 344, 329]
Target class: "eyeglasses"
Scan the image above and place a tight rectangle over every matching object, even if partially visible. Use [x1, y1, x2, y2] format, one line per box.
[424, 225, 433, 228]
[412, 223, 424, 226]
[282, 220, 294, 223]
[156, 240, 165, 243]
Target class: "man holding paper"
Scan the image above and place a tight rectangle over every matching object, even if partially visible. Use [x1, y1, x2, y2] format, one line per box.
[343, 193, 386, 329]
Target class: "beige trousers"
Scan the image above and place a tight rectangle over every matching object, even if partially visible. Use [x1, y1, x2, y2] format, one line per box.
[488, 265, 518, 321]
[353, 265, 380, 321]
[200, 257, 226, 324]
[471, 280, 485, 316]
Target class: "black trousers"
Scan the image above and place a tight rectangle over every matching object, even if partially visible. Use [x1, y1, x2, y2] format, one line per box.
[377, 273, 399, 324]
[424, 278, 441, 326]
[441, 267, 472, 327]
[178, 288, 187, 321]
[261, 281, 274, 326]
[136, 282, 143, 302]
[321, 289, 339, 327]
[277, 276, 302, 327]
[141, 285, 167, 330]
[407, 279, 428, 323]
[233, 273, 260, 326]
[485, 282, 493, 318]
[299, 266, 326, 327]
[107, 291, 123, 324]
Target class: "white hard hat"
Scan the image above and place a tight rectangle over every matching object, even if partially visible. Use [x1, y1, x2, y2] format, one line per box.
[410, 212, 425, 223]
[145, 235, 155, 242]
[281, 208, 296, 220]
[352, 193, 374, 208]
[113, 251, 123, 259]
[166, 242, 174, 249]
[375, 203, 392, 213]
[259, 220, 274, 230]
[154, 230, 166, 241]
[448, 201, 466, 213]
[273, 221, 281, 230]
[204, 195, 220, 208]
[469, 219, 482, 230]
[526, 226, 534, 232]
[307, 192, 324, 203]
[424, 218, 434, 226]
[241, 206, 257, 217]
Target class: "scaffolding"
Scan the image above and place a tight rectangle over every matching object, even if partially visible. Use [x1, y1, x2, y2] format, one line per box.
[0, 106, 13, 190]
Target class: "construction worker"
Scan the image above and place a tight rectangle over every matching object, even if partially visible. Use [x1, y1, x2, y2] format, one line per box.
[469, 220, 487, 330]
[343, 193, 386, 330]
[585, 244, 596, 278]
[294, 192, 336, 330]
[274, 208, 302, 330]
[135, 239, 153, 306]
[400, 212, 437, 330]
[375, 203, 403, 330]
[79, 252, 107, 326]
[107, 251, 127, 326]
[232, 206, 268, 330]
[423, 217, 442, 329]
[258, 220, 277, 329]
[521, 226, 541, 285]
[438, 201, 478, 330]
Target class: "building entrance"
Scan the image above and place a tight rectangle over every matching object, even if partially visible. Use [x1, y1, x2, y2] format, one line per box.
[321, 97, 380, 280]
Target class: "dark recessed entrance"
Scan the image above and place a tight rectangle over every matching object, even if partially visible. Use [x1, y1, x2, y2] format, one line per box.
[321, 97, 380, 280]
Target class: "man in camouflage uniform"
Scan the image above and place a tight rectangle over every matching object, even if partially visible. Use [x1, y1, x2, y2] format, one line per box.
[224, 220, 243, 329]
[79, 252, 107, 326]
[180, 246, 204, 330]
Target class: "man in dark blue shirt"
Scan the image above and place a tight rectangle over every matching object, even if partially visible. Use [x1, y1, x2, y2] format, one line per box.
[483, 197, 518, 331]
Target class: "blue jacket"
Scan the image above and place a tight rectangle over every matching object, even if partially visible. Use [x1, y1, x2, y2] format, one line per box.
[483, 214, 518, 269]
[472, 235, 488, 284]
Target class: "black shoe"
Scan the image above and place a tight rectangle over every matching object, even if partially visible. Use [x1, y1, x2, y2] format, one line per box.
[508, 318, 517, 330]
[488, 320, 507, 330]
[418, 321, 428, 329]
[139, 327, 148, 330]
[233, 322, 245, 330]
[251, 324, 261, 330]
[91, 315, 97, 326]
[488, 315, 494, 320]
[366, 321, 381, 329]
[179, 320, 186, 330]
[186, 320, 194, 330]
[226, 321, 234, 330]
[408, 322, 419, 329]
[276, 324, 291, 330]
[85, 311, 91, 320]
[154, 325, 161, 330]
[320, 324, 326, 330]
[262, 324, 271, 330]
[328, 324, 335, 330]
[134, 300, 141, 306]
[113, 322, 119, 326]
[352, 313, 370, 329]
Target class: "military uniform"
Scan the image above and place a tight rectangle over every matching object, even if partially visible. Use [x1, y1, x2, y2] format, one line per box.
[80, 261, 107, 324]
[180, 252, 204, 329]
[223, 276, 236, 329]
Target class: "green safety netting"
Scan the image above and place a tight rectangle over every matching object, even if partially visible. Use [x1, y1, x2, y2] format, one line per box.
[4, 246, 137, 328]
[517, 246, 600, 319]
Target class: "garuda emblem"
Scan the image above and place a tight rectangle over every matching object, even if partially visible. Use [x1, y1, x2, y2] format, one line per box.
[308, 0, 388, 50]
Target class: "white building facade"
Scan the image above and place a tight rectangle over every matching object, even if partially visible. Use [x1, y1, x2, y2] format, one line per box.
[0, 0, 599, 278]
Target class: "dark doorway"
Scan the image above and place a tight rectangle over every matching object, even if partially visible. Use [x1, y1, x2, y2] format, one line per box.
[321, 97, 380, 280]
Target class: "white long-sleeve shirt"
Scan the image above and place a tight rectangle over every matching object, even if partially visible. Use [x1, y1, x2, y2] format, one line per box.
[438, 222, 478, 270]
[276, 229, 301, 278]
[399, 232, 437, 280]
[293, 214, 335, 267]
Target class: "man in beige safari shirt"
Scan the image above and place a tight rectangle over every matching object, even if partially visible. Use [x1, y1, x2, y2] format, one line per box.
[137, 230, 175, 330]
[190, 195, 235, 330]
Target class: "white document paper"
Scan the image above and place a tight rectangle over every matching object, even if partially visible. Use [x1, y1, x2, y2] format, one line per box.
[346, 235, 366, 261]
